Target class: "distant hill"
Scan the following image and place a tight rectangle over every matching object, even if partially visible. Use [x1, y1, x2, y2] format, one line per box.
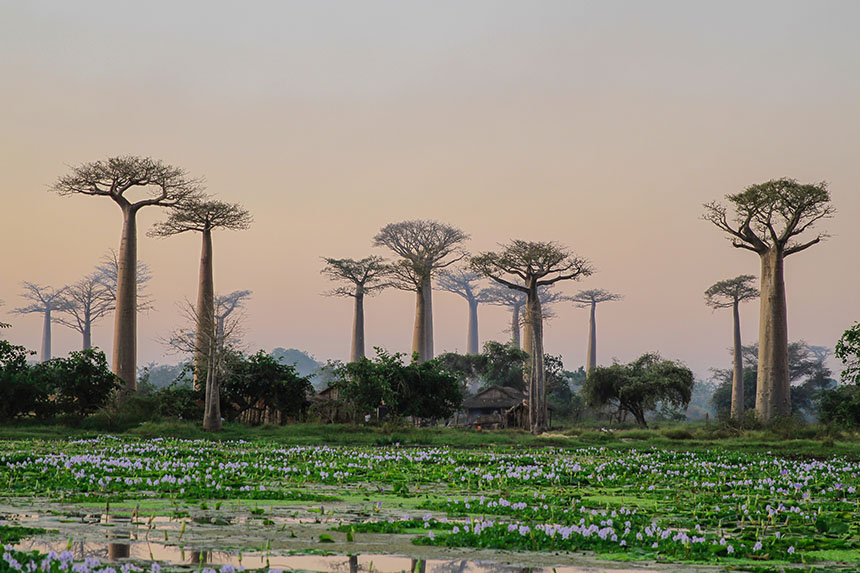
[270, 347, 323, 379]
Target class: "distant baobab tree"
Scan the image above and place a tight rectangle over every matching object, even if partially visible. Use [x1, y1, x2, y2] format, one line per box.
[704, 178, 834, 422]
[482, 285, 566, 351]
[437, 268, 490, 355]
[150, 199, 252, 395]
[96, 249, 154, 312]
[321, 256, 391, 362]
[216, 289, 252, 344]
[472, 240, 592, 433]
[705, 275, 759, 422]
[52, 156, 203, 390]
[568, 289, 623, 376]
[58, 254, 153, 350]
[12, 282, 72, 362]
[374, 220, 468, 362]
[55, 273, 113, 350]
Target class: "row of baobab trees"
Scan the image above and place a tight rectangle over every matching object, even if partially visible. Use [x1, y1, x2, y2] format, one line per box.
[19, 155, 834, 433]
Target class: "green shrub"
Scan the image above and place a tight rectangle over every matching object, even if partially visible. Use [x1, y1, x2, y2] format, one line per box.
[661, 428, 695, 440]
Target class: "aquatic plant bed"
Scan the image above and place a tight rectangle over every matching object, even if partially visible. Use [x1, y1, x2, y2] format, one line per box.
[1, 436, 859, 572]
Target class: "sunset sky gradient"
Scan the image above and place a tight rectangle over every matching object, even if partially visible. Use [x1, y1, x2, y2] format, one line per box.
[1, 1, 858, 381]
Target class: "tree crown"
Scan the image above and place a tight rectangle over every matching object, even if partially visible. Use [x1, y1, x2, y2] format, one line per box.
[437, 267, 490, 303]
[52, 156, 204, 211]
[471, 240, 592, 292]
[320, 256, 391, 297]
[149, 199, 252, 236]
[704, 274, 759, 309]
[703, 178, 834, 256]
[12, 282, 72, 315]
[374, 220, 468, 272]
[568, 288, 623, 307]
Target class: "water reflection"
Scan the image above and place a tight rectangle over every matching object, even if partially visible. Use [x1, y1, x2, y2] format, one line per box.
[11, 539, 650, 573]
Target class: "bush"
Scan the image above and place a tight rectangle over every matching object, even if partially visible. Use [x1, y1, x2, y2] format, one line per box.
[819, 384, 860, 429]
[661, 428, 695, 440]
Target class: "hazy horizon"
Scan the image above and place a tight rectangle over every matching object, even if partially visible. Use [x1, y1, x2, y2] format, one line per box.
[1, 1, 858, 382]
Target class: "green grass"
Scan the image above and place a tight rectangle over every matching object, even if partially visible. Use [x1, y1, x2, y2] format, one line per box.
[2, 420, 860, 459]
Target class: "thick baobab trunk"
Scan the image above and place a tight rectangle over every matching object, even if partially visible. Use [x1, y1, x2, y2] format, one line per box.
[424, 276, 434, 359]
[41, 309, 51, 362]
[467, 298, 479, 355]
[412, 284, 427, 362]
[113, 207, 138, 390]
[510, 304, 521, 349]
[586, 302, 597, 375]
[730, 300, 744, 422]
[524, 282, 546, 434]
[350, 291, 365, 362]
[756, 248, 791, 422]
[202, 337, 222, 431]
[194, 227, 215, 389]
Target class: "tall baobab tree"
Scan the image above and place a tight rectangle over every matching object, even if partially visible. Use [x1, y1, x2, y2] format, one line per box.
[374, 220, 468, 361]
[472, 240, 592, 433]
[483, 285, 566, 351]
[150, 199, 252, 396]
[437, 268, 490, 355]
[216, 289, 252, 344]
[52, 156, 203, 389]
[12, 282, 71, 362]
[568, 289, 623, 376]
[704, 178, 834, 422]
[705, 275, 759, 422]
[321, 256, 390, 362]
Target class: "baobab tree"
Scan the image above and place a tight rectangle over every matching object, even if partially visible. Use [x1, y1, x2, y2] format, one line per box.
[12, 282, 71, 362]
[437, 268, 490, 355]
[705, 275, 759, 422]
[568, 289, 623, 376]
[704, 178, 834, 421]
[150, 199, 252, 390]
[52, 156, 203, 389]
[374, 220, 468, 361]
[216, 290, 252, 344]
[56, 254, 153, 351]
[321, 256, 390, 362]
[472, 240, 592, 433]
[55, 273, 113, 350]
[482, 285, 566, 351]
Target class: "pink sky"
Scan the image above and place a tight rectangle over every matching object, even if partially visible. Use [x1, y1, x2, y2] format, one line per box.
[1, 1, 858, 381]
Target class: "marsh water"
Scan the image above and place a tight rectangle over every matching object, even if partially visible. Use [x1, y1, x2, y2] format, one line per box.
[2, 499, 680, 573]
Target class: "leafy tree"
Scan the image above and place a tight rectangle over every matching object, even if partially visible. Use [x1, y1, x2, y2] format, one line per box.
[835, 322, 860, 385]
[34, 349, 121, 417]
[819, 385, 860, 429]
[374, 220, 468, 361]
[472, 240, 592, 433]
[704, 275, 758, 421]
[704, 178, 834, 421]
[567, 289, 622, 375]
[333, 349, 463, 421]
[0, 340, 45, 421]
[438, 267, 490, 355]
[221, 350, 314, 422]
[584, 353, 694, 427]
[53, 156, 204, 389]
[321, 256, 391, 362]
[12, 282, 72, 362]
